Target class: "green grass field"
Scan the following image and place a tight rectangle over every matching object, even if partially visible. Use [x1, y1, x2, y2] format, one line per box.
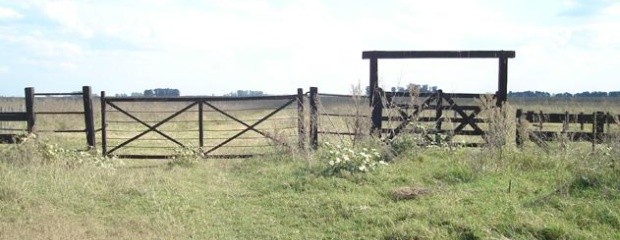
[1, 96, 620, 239]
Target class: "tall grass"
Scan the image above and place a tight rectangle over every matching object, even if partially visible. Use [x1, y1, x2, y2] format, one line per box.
[2, 135, 619, 239]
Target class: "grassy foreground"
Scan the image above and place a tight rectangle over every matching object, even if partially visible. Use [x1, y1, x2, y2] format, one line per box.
[1, 141, 620, 239]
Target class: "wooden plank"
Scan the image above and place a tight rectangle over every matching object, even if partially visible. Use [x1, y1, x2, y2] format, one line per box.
[35, 111, 84, 115]
[82, 86, 96, 149]
[363, 50, 515, 59]
[320, 113, 371, 118]
[381, 128, 484, 136]
[106, 95, 298, 102]
[425, 105, 481, 111]
[0, 112, 29, 121]
[524, 112, 596, 123]
[385, 92, 488, 99]
[317, 93, 370, 98]
[34, 92, 83, 96]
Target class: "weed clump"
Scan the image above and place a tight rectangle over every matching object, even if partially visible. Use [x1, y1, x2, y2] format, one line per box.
[167, 147, 202, 168]
[0, 136, 122, 169]
[318, 142, 388, 176]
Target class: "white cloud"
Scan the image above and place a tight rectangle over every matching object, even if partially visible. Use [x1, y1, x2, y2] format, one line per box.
[0, 6, 22, 19]
[0, 34, 82, 57]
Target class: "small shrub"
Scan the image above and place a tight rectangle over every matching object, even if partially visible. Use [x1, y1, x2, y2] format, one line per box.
[167, 147, 202, 168]
[389, 134, 420, 156]
[319, 142, 387, 176]
[0, 137, 123, 169]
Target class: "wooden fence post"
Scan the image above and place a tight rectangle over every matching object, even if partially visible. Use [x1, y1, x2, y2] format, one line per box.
[297, 88, 305, 150]
[371, 88, 383, 136]
[538, 110, 544, 131]
[198, 101, 204, 148]
[497, 55, 509, 107]
[82, 86, 96, 150]
[595, 111, 605, 144]
[309, 87, 318, 150]
[100, 91, 107, 156]
[562, 111, 569, 133]
[24, 87, 35, 134]
[516, 109, 523, 147]
[435, 89, 443, 132]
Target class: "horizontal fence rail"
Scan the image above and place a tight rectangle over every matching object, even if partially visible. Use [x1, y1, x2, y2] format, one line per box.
[516, 109, 619, 148]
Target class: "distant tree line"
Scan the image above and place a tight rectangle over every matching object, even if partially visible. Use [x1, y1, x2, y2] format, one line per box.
[365, 84, 439, 95]
[114, 88, 180, 97]
[144, 88, 180, 97]
[224, 90, 266, 97]
[508, 91, 620, 98]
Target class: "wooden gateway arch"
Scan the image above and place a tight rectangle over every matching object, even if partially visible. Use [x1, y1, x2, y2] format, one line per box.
[362, 50, 516, 141]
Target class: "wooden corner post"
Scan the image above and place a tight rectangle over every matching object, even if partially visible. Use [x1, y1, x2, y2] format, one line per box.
[309, 87, 318, 150]
[497, 52, 509, 107]
[368, 57, 382, 136]
[24, 87, 35, 133]
[100, 91, 107, 156]
[82, 86, 96, 149]
[297, 88, 305, 150]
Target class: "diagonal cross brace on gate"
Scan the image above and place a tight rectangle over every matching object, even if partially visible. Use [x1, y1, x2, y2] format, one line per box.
[202, 101, 291, 148]
[386, 92, 438, 139]
[203, 97, 297, 155]
[385, 92, 485, 140]
[105, 101, 198, 155]
[442, 94, 484, 134]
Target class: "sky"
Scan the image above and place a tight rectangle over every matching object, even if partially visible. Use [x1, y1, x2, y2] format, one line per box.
[0, 0, 618, 96]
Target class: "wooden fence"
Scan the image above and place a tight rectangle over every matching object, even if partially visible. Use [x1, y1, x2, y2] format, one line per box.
[516, 109, 619, 147]
[4, 85, 619, 157]
[0, 86, 95, 148]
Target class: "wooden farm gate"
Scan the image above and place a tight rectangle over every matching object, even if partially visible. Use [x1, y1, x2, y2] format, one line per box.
[380, 90, 489, 146]
[100, 90, 305, 159]
[362, 50, 516, 144]
[0, 86, 95, 148]
[305, 87, 491, 148]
